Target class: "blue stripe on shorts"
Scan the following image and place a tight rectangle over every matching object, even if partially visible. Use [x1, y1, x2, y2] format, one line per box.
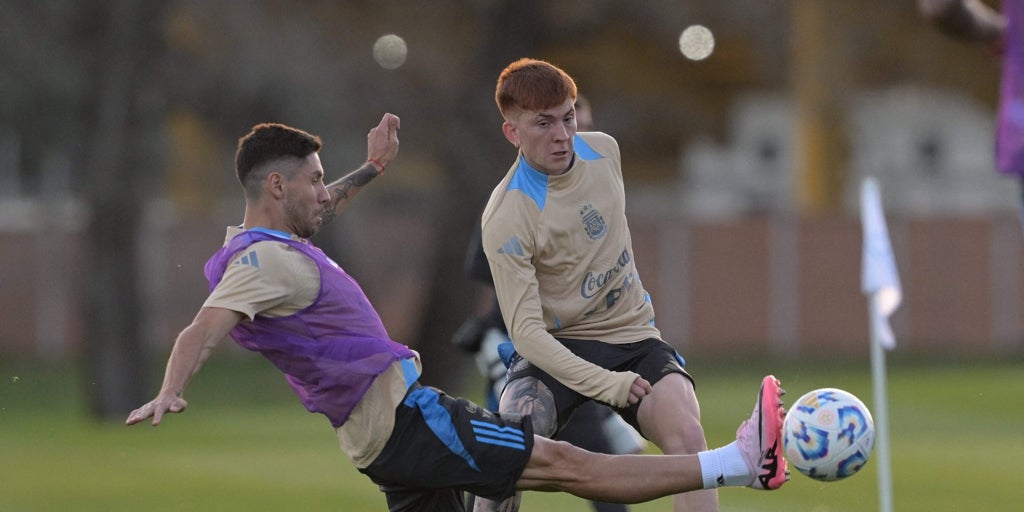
[470, 420, 526, 450]
[404, 387, 481, 471]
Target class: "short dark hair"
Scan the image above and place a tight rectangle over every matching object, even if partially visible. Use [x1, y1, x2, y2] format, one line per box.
[495, 58, 578, 118]
[235, 123, 322, 194]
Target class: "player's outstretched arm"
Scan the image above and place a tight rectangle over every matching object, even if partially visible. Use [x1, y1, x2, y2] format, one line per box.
[321, 113, 400, 225]
[126, 307, 243, 427]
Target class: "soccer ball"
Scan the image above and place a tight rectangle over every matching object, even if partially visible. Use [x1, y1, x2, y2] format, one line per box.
[783, 388, 875, 481]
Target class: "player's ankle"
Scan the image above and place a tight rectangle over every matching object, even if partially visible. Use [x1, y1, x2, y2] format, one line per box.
[697, 442, 750, 489]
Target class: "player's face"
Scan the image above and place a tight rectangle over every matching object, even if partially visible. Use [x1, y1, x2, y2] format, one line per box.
[505, 97, 577, 175]
[282, 153, 330, 239]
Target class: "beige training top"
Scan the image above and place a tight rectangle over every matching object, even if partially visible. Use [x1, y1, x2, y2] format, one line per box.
[481, 132, 661, 408]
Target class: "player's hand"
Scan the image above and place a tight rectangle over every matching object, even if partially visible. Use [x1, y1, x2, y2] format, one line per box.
[367, 113, 400, 172]
[627, 376, 653, 405]
[125, 392, 188, 427]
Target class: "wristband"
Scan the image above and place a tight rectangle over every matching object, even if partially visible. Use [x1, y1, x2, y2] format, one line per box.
[367, 158, 385, 174]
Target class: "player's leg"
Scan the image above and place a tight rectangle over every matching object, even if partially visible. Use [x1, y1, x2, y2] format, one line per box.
[472, 375, 559, 512]
[514, 375, 789, 501]
[635, 372, 718, 511]
[516, 437, 703, 502]
[499, 373, 559, 437]
[360, 384, 532, 510]
[609, 340, 714, 511]
[556, 402, 632, 512]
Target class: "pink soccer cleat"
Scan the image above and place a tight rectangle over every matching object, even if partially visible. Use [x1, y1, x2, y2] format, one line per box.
[736, 375, 789, 490]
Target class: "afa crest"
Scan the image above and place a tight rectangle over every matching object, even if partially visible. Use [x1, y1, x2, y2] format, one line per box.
[580, 204, 607, 240]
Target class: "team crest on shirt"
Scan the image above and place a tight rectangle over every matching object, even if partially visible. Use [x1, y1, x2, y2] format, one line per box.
[579, 204, 606, 240]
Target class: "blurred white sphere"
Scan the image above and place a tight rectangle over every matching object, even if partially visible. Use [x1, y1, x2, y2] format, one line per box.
[373, 34, 407, 70]
[679, 25, 714, 61]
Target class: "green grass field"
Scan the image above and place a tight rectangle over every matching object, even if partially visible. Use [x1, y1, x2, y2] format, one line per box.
[1, 355, 1021, 511]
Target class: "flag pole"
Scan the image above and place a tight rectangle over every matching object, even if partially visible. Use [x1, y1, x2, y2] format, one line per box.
[869, 299, 894, 512]
[860, 177, 898, 512]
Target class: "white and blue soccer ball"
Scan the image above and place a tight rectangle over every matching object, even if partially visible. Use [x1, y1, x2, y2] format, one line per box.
[783, 388, 875, 482]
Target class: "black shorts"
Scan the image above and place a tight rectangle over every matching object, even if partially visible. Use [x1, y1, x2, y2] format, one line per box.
[504, 337, 693, 436]
[359, 384, 534, 511]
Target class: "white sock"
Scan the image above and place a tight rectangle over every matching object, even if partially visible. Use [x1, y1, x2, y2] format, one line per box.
[697, 442, 751, 488]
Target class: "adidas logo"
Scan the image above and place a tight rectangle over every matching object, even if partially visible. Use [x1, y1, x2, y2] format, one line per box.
[234, 250, 260, 269]
[496, 235, 524, 257]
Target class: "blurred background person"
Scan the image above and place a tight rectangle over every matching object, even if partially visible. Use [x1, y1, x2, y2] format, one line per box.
[919, 0, 1024, 231]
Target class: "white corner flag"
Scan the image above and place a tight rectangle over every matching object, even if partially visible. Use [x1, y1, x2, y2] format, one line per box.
[860, 177, 902, 350]
[860, 176, 898, 512]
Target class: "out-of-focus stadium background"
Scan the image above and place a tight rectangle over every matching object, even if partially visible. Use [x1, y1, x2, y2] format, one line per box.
[0, 0, 1018, 420]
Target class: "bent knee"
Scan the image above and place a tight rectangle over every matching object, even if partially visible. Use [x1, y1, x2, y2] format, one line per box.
[658, 419, 708, 454]
[500, 378, 558, 437]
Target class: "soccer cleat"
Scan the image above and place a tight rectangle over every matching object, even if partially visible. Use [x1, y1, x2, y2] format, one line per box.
[736, 375, 789, 490]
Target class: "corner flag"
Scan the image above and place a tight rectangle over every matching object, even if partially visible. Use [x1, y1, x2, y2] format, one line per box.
[860, 176, 898, 512]
[860, 177, 902, 350]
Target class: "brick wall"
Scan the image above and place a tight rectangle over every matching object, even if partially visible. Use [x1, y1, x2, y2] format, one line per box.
[3, 214, 1021, 360]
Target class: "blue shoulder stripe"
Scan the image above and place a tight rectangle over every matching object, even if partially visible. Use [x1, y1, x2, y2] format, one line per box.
[507, 157, 549, 212]
[573, 134, 603, 161]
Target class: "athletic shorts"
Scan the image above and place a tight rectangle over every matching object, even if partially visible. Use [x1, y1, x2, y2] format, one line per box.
[504, 337, 693, 436]
[359, 383, 534, 511]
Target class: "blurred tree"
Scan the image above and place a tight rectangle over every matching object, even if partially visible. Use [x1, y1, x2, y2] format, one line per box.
[405, 0, 548, 390]
[80, 0, 169, 420]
